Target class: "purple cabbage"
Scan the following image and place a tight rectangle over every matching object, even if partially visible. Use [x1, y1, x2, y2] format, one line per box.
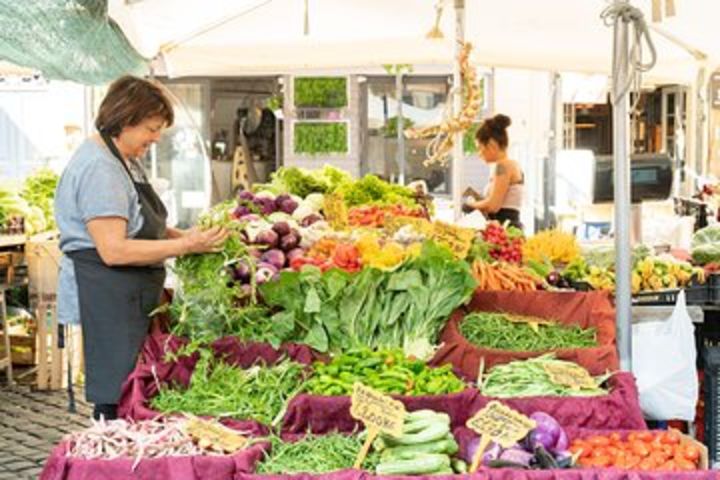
[238, 190, 255, 202]
[279, 232, 301, 252]
[261, 249, 286, 270]
[255, 230, 279, 248]
[271, 221, 292, 237]
[300, 214, 323, 227]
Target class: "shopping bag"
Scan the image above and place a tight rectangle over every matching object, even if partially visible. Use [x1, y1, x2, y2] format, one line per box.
[631, 290, 698, 421]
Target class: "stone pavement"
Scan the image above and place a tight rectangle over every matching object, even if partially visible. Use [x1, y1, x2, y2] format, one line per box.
[0, 385, 91, 480]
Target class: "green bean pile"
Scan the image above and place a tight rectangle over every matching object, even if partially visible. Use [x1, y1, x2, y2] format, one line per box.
[151, 357, 305, 425]
[481, 354, 608, 398]
[256, 433, 380, 474]
[460, 312, 597, 351]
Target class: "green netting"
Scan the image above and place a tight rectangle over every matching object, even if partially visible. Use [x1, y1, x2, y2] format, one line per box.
[0, 0, 147, 85]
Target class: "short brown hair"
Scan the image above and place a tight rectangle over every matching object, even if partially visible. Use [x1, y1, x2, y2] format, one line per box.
[95, 75, 174, 136]
[476, 113, 512, 149]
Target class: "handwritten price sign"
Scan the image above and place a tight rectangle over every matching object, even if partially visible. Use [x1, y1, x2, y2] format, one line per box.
[542, 362, 597, 390]
[466, 401, 536, 472]
[350, 383, 406, 468]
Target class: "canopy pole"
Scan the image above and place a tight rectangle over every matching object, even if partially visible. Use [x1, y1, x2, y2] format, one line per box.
[611, 0, 632, 371]
[396, 71, 406, 184]
[452, 0, 466, 220]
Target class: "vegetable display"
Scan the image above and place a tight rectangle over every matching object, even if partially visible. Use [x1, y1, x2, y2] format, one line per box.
[64, 417, 231, 470]
[471, 261, 541, 292]
[522, 230, 580, 265]
[305, 348, 466, 396]
[632, 256, 704, 293]
[261, 241, 476, 358]
[372, 409, 462, 475]
[20, 167, 59, 232]
[463, 411, 571, 470]
[256, 433, 379, 474]
[151, 356, 306, 426]
[481, 355, 608, 398]
[571, 430, 702, 471]
[459, 312, 597, 351]
[692, 225, 720, 266]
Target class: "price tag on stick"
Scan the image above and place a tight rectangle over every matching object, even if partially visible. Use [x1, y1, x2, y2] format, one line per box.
[542, 362, 597, 390]
[465, 401, 536, 473]
[350, 383, 406, 468]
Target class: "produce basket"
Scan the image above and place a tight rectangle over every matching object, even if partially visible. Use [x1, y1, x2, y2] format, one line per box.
[431, 290, 619, 378]
[632, 285, 709, 306]
[40, 435, 268, 480]
[117, 332, 320, 427]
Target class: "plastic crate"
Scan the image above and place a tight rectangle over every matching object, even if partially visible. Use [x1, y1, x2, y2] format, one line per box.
[703, 345, 720, 467]
[632, 284, 709, 306]
[708, 274, 720, 304]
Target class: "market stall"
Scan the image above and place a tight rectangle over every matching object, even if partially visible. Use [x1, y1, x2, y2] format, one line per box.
[33, 163, 715, 479]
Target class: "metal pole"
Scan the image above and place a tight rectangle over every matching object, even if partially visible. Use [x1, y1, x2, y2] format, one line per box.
[546, 72, 562, 229]
[611, 0, 632, 371]
[396, 71, 405, 184]
[452, 0, 466, 220]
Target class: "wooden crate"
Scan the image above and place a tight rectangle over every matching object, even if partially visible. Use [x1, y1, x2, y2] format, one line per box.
[35, 301, 83, 390]
[0, 333, 36, 365]
[26, 231, 60, 302]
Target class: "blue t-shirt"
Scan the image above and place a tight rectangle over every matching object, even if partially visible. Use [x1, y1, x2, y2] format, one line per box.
[55, 139, 145, 324]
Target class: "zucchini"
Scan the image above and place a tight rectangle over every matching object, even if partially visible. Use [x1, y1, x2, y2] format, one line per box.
[376, 453, 450, 475]
[402, 413, 451, 434]
[385, 421, 450, 446]
[380, 437, 458, 461]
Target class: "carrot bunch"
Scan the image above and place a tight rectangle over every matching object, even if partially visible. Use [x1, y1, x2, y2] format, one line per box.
[471, 260, 540, 291]
[571, 431, 702, 471]
[348, 204, 424, 228]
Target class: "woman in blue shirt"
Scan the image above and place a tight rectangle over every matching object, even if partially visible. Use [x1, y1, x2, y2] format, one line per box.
[55, 76, 227, 420]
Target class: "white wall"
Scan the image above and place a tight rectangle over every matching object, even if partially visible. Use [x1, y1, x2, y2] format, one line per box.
[491, 68, 553, 233]
[0, 80, 85, 179]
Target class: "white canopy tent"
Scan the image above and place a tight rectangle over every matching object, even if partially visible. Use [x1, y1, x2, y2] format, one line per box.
[108, 0, 720, 370]
[108, 0, 717, 83]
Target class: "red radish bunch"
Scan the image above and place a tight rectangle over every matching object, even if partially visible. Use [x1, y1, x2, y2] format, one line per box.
[481, 222, 523, 264]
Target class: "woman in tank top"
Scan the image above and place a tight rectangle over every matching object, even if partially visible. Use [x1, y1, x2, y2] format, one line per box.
[468, 114, 524, 229]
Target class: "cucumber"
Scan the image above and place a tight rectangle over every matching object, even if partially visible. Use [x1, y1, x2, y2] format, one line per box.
[406, 409, 449, 422]
[385, 421, 450, 446]
[376, 453, 451, 475]
[431, 468, 454, 475]
[402, 413, 451, 434]
[451, 458, 468, 473]
[380, 437, 458, 461]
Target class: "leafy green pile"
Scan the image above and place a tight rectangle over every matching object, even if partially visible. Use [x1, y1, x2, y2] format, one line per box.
[692, 225, 720, 265]
[260, 242, 476, 358]
[305, 347, 466, 396]
[0, 184, 46, 234]
[336, 174, 416, 207]
[151, 354, 305, 425]
[257, 433, 379, 474]
[169, 203, 271, 343]
[460, 312, 597, 351]
[20, 168, 59, 231]
[255, 165, 351, 198]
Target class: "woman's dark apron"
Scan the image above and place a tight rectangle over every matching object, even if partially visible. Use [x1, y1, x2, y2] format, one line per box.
[487, 208, 523, 230]
[67, 132, 168, 404]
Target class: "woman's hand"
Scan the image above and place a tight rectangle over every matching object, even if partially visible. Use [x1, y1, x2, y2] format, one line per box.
[182, 226, 229, 254]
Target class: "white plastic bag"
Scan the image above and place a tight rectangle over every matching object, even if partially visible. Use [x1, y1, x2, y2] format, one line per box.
[631, 290, 698, 421]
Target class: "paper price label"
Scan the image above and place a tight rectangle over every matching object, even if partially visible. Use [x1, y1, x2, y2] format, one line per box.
[350, 383, 406, 437]
[185, 417, 248, 453]
[466, 401, 536, 448]
[542, 362, 597, 390]
[466, 402, 535, 473]
[350, 383, 406, 469]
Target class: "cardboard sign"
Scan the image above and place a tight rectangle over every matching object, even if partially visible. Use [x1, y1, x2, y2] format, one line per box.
[542, 362, 597, 390]
[350, 383, 406, 437]
[466, 401, 536, 472]
[185, 417, 249, 453]
[350, 383, 407, 468]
